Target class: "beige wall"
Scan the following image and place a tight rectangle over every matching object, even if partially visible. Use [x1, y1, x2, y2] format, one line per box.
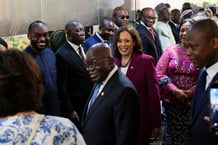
[0, 0, 134, 37]
[0, 0, 217, 37]
[136, 0, 218, 10]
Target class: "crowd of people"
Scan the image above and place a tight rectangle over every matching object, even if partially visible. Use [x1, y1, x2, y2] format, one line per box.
[0, 2, 218, 145]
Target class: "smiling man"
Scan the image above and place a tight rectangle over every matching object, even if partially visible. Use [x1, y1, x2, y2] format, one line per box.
[186, 19, 218, 145]
[81, 43, 139, 145]
[55, 20, 93, 130]
[83, 17, 115, 52]
[136, 7, 163, 63]
[24, 20, 61, 116]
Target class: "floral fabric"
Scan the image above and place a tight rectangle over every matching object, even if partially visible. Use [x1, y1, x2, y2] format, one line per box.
[0, 114, 86, 145]
[156, 44, 200, 105]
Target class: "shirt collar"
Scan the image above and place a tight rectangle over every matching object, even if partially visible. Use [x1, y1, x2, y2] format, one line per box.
[67, 40, 80, 51]
[114, 24, 119, 30]
[206, 62, 218, 80]
[170, 20, 178, 27]
[99, 66, 117, 91]
[140, 21, 151, 30]
[96, 32, 105, 43]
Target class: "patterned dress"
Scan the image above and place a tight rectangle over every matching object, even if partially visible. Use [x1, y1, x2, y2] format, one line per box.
[0, 114, 86, 145]
[156, 44, 200, 145]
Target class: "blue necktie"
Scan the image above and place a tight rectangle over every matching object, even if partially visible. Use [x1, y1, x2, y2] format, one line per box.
[87, 84, 100, 113]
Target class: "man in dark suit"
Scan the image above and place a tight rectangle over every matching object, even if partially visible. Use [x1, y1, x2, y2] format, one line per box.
[112, 6, 129, 31]
[136, 7, 162, 63]
[186, 19, 218, 145]
[169, 9, 181, 44]
[81, 43, 139, 145]
[83, 17, 115, 52]
[111, 6, 129, 44]
[56, 20, 93, 128]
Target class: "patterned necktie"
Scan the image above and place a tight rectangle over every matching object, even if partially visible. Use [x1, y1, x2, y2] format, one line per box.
[149, 28, 155, 40]
[87, 83, 101, 113]
[78, 46, 85, 63]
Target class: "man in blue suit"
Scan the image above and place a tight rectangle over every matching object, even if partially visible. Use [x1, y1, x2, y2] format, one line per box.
[136, 7, 162, 63]
[83, 17, 115, 52]
[186, 19, 218, 145]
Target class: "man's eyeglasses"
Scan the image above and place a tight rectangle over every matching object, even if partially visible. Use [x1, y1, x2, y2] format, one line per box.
[120, 15, 130, 19]
[31, 32, 49, 39]
[86, 57, 111, 69]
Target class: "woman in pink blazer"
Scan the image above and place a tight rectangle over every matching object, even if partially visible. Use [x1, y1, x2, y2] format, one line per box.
[113, 25, 161, 145]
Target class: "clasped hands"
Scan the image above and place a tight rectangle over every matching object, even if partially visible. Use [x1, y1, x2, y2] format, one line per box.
[172, 88, 193, 102]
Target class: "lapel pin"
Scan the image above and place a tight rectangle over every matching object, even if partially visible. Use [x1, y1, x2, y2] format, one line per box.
[130, 66, 134, 69]
[101, 92, 104, 96]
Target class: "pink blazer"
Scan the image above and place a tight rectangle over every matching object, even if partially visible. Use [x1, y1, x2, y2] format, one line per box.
[114, 52, 161, 135]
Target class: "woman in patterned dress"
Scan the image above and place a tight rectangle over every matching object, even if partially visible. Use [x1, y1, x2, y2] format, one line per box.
[156, 18, 200, 145]
[0, 49, 86, 145]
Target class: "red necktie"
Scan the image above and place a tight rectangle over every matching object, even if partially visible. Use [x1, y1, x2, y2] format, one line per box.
[149, 28, 155, 40]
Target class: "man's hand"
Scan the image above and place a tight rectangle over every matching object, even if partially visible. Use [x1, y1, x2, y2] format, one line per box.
[204, 116, 218, 135]
[172, 88, 187, 102]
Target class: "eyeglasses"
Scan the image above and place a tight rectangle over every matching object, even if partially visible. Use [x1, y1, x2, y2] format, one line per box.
[120, 15, 130, 19]
[86, 57, 111, 69]
[31, 32, 49, 39]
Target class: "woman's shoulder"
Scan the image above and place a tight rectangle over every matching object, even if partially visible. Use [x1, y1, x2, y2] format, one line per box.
[140, 53, 154, 61]
[132, 53, 155, 66]
[43, 115, 76, 128]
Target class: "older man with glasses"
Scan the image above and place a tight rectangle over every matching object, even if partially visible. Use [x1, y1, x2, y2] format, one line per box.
[81, 43, 139, 145]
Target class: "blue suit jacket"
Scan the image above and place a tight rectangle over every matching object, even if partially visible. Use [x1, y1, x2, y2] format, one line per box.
[136, 23, 162, 64]
[83, 33, 112, 52]
[190, 71, 218, 145]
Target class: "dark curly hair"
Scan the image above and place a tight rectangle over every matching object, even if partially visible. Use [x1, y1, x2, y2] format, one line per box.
[0, 49, 43, 117]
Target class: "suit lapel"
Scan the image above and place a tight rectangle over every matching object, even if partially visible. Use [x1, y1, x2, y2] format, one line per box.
[143, 26, 160, 60]
[191, 73, 218, 125]
[82, 71, 118, 126]
[85, 85, 110, 118]
[143, 26, 157, 48]
[93, 33, 103, 43]
[64, 42, 87, 71]
[126, 53, 140, 79]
